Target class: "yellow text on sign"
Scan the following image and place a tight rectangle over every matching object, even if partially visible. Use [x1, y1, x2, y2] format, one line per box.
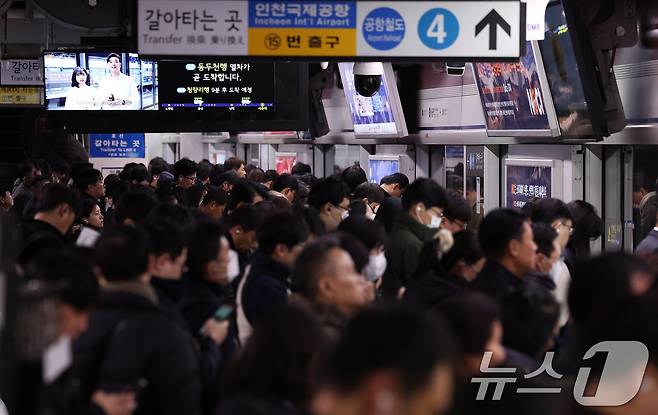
[248, 28, 356, 56]
[0, 87, 42, 105]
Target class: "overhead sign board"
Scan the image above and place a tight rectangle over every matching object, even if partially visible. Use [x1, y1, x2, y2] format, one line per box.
[89, 133, 146, 158]
[0, 59, 43, 86]
[138, 0, 525, 60]
[0, 87, 43, 106]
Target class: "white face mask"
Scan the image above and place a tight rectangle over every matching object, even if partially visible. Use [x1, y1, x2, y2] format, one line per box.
[341, 210, 350, 220]
[364, 252, 387, 282]
[548, 261, 561, 284]
[227, 249, 240, 282]
[428, 215, 442, 229]
[365, 204, 376, 220]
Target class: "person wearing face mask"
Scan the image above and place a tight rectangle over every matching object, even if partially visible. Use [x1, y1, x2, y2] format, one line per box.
[381, 178, 449, 299]
[223, 205, 264, 281]
[351, 182, 387, 220]
[238, 211, 310, 344]
[178, 220, 240, 413]
[526, 223, 561, 291]
[307, 177, 351, 232]
[338, 215, 388, 287]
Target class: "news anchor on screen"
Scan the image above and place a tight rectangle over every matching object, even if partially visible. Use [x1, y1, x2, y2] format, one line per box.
[96, 53, 140, 110]
[64, 67, 97, 110]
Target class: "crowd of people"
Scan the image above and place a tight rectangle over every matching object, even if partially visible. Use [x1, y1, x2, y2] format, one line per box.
[5, 155, 658, 415]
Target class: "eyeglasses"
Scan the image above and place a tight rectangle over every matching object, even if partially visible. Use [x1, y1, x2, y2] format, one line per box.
[183, 175, 196, 181]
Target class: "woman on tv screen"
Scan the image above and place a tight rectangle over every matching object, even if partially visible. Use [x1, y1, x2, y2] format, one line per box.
[64, 67, 97, 110]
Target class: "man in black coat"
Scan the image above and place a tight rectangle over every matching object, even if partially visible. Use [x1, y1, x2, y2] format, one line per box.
[472, 208, 537, 303]
[238, 211, 309, 343]
[73, 225, 202, 415]
[19, 184, 81, 267]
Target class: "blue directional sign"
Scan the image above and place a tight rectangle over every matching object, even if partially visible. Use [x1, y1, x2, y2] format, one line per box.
[90, 133, 146, 158]
[417, 8, 460, 50]
[362, 7, 406, 51]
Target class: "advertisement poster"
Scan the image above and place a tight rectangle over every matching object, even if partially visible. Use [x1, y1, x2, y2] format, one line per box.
[368, 158, 399, 184]
[338, 62, 398, 136]
[506, 164, 552, 208]
[475, 42, 551, 131]
[0, 87, 43, 105]
[275, 153, 297, 174]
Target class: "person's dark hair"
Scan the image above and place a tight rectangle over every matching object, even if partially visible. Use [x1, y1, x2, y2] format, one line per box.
[244, 163, 258, 174]
[142, 218, 185, 259]
[444, 193, 472, 224]
[532, 222, 558, 258]
[106, 53, 121, 63]
[247, 168, 265, 183]
[28, 175, 50, 191]
[74, 168, 102, 194]
[79, 198, 99, 222]
[225, 204, 264, 232]
[148, 157, 169, 179]
[118, 163, 139, 183]
[441, 231, 484, 271]
[94, 224, 150, 281]
[197, 160, 213, 183]
[341, 165, 367, 194]
[173, 158, 197, 181]
[154, 182, 179, 205]
[35, 184, 82, 217]
[337, 215, 386, 251]
[353, 182, 386, 205]
[257, 210, 309, 256]
[271, 174, 299, 193]
[478, 208, 529, 259]
[201, 186, 229, 207]
[291, 162, 312, 176]
[401, 178, 449, 212]
[114, 190, 158, 224]
[20, 159, 40, 178]
[337, 232, 369, 273]
[263, 169, 279, 183]
[292, 235, 341, 298]
[502, 283, 560, 359]
[567, 200, 603, 258]
[24, 247, 99, 310]
[569, 253, 655, 328]
[227, 180, 259, 212]
[432, 292, 500, 356]
[211, 170, 240, 189]
[296, 206, 326, 238]
[209, 164, 225, 184]
[223, 157, 245, 172]
[183, 184, 206, 207]
[380, 172, 409, 189]
[147, 203, 195, 228]
[70, 67, 91, 87]
[50, 159, 71, 176]
[222, 303, 329, 408]
[374, 197, 403, 233]
[530, 198, 573, 225]
[307, 177, 349, 210]
[186, 220, 226, 278]
[129, 165, 150, 185]
[104, 174, 120, 193]
[324, 306, 453, 395]
[297, 173, 319, 188]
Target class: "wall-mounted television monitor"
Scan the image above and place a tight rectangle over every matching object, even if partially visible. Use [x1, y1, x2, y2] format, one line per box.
[158, 61, 275, 111]
[43, 51, 309, 133]
[338, 62, 408, 138]
[537, 0, 626, 139]
[368, 155, 400, 184]
[44, 51, 157, 110]
[503, 158, 563, 209]
[474, 41, 560, 137]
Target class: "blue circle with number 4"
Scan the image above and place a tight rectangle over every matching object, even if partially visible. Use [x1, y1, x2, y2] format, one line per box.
[417, 8, 459, 50]
[362, 7, 406, 51]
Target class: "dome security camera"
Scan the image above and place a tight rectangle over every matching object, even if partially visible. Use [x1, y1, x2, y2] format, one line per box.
[352, 62, 384, 97]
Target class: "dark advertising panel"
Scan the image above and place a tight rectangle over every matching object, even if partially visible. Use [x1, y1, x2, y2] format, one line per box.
[158, 61, 275, 111]
[506, 163, 552, 209]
